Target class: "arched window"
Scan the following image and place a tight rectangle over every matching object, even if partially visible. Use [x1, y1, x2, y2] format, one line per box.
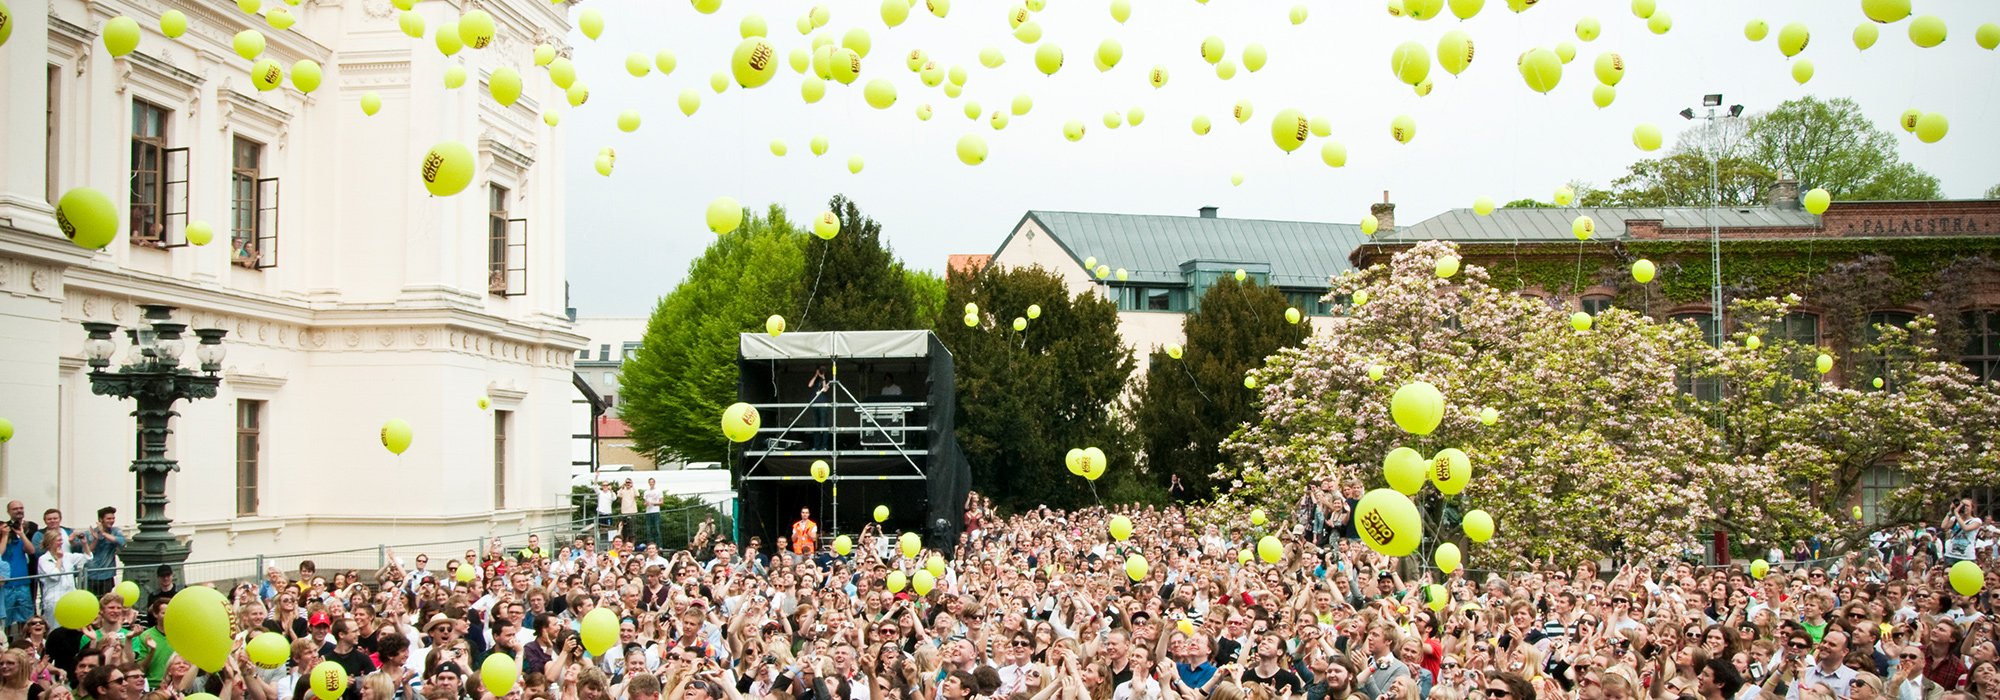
[1860, 311, 1917, 390]
[1669, 312, 1722, 401]
[1963, 309, 2000, 385]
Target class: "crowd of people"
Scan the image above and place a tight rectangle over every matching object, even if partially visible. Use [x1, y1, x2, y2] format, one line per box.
[1, 489, 1997, 700]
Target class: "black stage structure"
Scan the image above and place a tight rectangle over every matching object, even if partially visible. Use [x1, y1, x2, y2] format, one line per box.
[734, 331, 970, 555]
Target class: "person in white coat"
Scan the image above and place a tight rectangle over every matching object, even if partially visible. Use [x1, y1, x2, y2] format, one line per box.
[35, 530, 90, 620]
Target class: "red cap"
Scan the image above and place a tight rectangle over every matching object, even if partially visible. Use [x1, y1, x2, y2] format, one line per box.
[309, 612, 331, 626]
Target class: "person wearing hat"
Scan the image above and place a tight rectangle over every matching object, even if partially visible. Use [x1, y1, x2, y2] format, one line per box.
[426, 660, 470, 700]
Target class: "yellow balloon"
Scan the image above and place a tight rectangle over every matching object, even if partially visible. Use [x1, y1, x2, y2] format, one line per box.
[1461, 509, 1494, 542]
[160, 9, 187, 38]
[1356, 489, 1422, 556]
[1285, 307, 1302, 324]
[1646, 12, 1671, 35]
[380, 418, 414, 454]
[1791, 60, 1813, 85]
[1034, 43, 1062, 75]
[1437, 31, 1474, 76]
[55, 187, 119, 249]
[250, 59, 284, 91]
[1474, 197, 1496, 215]
[900, 532, 921, 559]
[1271, 109, 1308, 153]
[1745, 19, 1768, 41]
[54, 590, 99, 629]
[1950, 561, 1984, 596]
[1390, 114, 1416, 144]
[707, 196, 743, 234]
[458, 9, 495, 48]
[232, 29, 266, 60]
[765, 314, 786, 337]
[1013, 20, 1041, 44]
[1908, 15, 1945, 48]
[810, 459, 829, 482]
[165, 586, 232, 672]
[1124, 554, 1149, 581]
[1803, 188, 1831, 215]
[1290, 5, 1308, 24]
[1863, 0, 1909, 24]
[548, 56, 576, 88]
[1575, 16, 1600, 41]
[398, 9, 425, 37]
[489, 67, 522, 107]
[434, 21, 463, 56]
[1383, 447, 1426, 495]
[1435, 255, 1460, 278]
[1573, 215, 1595, 240]
[1816, 354, 1835, 374]
[881, 0, 909, 26]
[1390, 41, 1431, 85]
[1632, 259, 1657, 283]
[1250, 508, 1268, 526]
[1978, 23, 2000, 50]
[577, 8, 603, 39]
[1108, 515, 1133, 541]
[1750, 558, 1770, 579]
[830, 48, 861, 84]
[721, 401, 759, 442]
[1478, 407, 1499, 425]
[481, 652, 519, 696]
[1519, 47, 1561, 93]
[875, 505, 890, 522]
[103, 16, 142, 57]
[1431, 448, 1471, 494]
[114, 580, 141, 607]
[1242, 43, 1267, 72]
[1854, 23, 1879, 50]
[1570, 311, 1592, 330]
[1778, 23, 1810, 57]
[615, 110, 641, 133]
[956, 133, 988, 165]
[911, 570, 936, 596]
[1321, 141, 1347, 168]
[728, 37, 777, 88]
[580, 608, 618, 656]
[1390, 381, 1445, 435]
[1632, 123, 1661, 151]
[1404, 0, 1442, 20]
[310, 662, 348, 700]
[1434, 542, 1462, 574]
[418, 142, 474, 197]
[534, 44, 556, 66]
[248, 632, 289, 669]
[1257, 535, 1284, 563]
[1591, 52, 1623, 86]
[833, 535, 853, 555]
[926, 555, 947, 578]
[864, 79, 897, 109]
[1592, 84, 1616, 109]
[185, 220, 213, 246]
[1915, 113, 1948, 143]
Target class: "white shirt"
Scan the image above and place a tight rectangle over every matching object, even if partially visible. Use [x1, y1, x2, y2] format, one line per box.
[644, 489, 664, 513]
[1788, 661, 1857, 700]
[596, 490, 614, 515]
[1112, 677, 1161, 700]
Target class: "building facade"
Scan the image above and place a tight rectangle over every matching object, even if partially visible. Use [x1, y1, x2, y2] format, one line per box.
[0, 0, 584, 559]
[571, 316, 656, 471]
[988, 207, 1369, 373]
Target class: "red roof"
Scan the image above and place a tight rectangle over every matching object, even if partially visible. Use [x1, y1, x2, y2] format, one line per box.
[947, 254, 990, 274]
[597, 416, 631, 438]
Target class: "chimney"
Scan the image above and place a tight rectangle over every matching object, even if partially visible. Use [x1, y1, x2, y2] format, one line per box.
[1198, 206, 1218, 219]
[1369, 190, 1396, 233]
[1766, 178, 1800, 209]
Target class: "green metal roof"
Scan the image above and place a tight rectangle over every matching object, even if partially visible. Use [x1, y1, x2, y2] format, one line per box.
[1384, 205, 1823, 243]
[1009, 210, 1368, 288]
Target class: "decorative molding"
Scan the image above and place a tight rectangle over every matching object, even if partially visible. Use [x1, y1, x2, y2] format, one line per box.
[488, 383, 529, 406]
[224, 370, 289, 396]
[222, 88, 294, 136]
[123, 51, 206, 92]
[479, 135, 536, 173]
[363, 0, 396, 18]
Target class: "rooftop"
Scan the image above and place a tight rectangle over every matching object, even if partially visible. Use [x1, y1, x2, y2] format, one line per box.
[1384, 205, 1823, 243]
[1009, 209, 1368, 288]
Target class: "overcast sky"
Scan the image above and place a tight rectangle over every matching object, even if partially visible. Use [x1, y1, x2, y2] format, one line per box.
[562, 0, 1999, 316]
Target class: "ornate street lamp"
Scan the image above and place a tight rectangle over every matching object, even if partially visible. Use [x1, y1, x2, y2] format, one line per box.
[82, 304, 227, 590]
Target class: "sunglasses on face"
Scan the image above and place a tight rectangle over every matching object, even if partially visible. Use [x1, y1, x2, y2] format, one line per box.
[1486, 689, 1511, 698]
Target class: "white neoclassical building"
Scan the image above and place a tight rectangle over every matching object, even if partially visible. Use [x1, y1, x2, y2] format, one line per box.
[0, 0, 585, 560]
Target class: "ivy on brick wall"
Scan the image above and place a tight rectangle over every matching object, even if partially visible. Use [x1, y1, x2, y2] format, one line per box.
[1445, 238, 2000, 362]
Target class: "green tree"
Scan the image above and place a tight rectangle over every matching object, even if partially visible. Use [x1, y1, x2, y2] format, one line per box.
[934, 265, 1137, 511]
[1986, 183, 2000, 199]
[799, 195, 922, 331]
[906, 269, 948, 330]
[620, 206, 808, 463]
[1605, 153, 1777, 207]
[1746, 96, 1941, 200]
[1134, 277, 1308, 501]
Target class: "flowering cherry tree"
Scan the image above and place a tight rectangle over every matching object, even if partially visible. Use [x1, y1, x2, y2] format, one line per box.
[1215, 241, 2000, 563]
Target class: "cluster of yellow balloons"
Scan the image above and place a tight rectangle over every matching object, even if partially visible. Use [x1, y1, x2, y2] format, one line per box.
[1065, 446, 1109, 481]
